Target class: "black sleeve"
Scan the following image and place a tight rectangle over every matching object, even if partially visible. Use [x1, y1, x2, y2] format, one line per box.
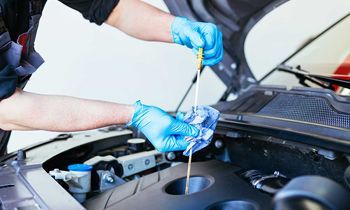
[58, 0, 120, 25]
[0, 65, 18, 100]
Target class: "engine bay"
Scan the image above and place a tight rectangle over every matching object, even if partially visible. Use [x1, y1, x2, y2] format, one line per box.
[42, 122, 350, 210]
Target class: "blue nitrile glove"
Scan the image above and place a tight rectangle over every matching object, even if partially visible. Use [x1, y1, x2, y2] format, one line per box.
[127, 101, 199, 152]
[171, 17, 224, 66]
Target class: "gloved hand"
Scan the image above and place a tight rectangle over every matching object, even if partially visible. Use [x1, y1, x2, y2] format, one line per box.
[127, 101, 199, 152]
[171, 17, 223, 66]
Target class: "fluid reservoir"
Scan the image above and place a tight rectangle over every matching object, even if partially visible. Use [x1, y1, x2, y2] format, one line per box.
[49, 164, 92, 203]
[67, 164, 93, 202]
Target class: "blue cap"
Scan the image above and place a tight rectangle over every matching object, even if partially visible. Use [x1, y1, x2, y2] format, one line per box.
[68, 164, 92, 172]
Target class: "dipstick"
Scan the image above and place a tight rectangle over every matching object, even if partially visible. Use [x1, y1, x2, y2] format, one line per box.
[184, 146, 193, 195]
[185, 48, 204, 195]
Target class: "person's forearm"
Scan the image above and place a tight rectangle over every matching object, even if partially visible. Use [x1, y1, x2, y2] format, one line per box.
[0, 89, 134, 131]
[106, 0, 174, 42]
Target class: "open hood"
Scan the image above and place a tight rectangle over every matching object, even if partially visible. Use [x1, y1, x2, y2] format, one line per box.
[164, 0, 350, 97]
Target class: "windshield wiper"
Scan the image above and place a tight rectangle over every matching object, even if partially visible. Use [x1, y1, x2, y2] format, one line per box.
[277, 64, 350, 90]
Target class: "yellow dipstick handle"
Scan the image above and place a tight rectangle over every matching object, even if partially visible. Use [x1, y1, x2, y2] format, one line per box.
[197, 48, 204, 70]
[193, 48, 203, 112]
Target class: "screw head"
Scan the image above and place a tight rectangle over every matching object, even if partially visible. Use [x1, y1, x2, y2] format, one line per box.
[230, 63, 237, 70]
[103, 173, 115, 183]
[166, 152, 176, 160]
[215, 140, 223, 149]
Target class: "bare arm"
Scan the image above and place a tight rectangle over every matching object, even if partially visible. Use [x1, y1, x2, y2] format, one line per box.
[0, 89, 134, 131]
[106, 0, 174, 42]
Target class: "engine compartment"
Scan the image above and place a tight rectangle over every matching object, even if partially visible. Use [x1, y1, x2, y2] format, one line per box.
[42, 126, 350, 210]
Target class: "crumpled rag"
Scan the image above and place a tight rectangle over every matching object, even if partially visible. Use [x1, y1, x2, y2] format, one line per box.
[179, 105, 220, 156]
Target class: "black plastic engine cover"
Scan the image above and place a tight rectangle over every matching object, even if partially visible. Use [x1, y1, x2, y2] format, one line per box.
[84, 160, 271, 210]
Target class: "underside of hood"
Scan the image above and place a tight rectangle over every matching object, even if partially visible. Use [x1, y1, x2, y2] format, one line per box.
[164, 0, 284, 96]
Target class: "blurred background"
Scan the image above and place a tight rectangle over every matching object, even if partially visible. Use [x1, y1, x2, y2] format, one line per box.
[8, 0, 226, 152]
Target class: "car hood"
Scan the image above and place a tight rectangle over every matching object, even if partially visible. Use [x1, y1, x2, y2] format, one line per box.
[164, 0, 350, 95]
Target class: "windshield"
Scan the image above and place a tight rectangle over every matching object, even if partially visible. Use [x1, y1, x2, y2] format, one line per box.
[262, 14, 350, 92]
[243, 0, 350, 92]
